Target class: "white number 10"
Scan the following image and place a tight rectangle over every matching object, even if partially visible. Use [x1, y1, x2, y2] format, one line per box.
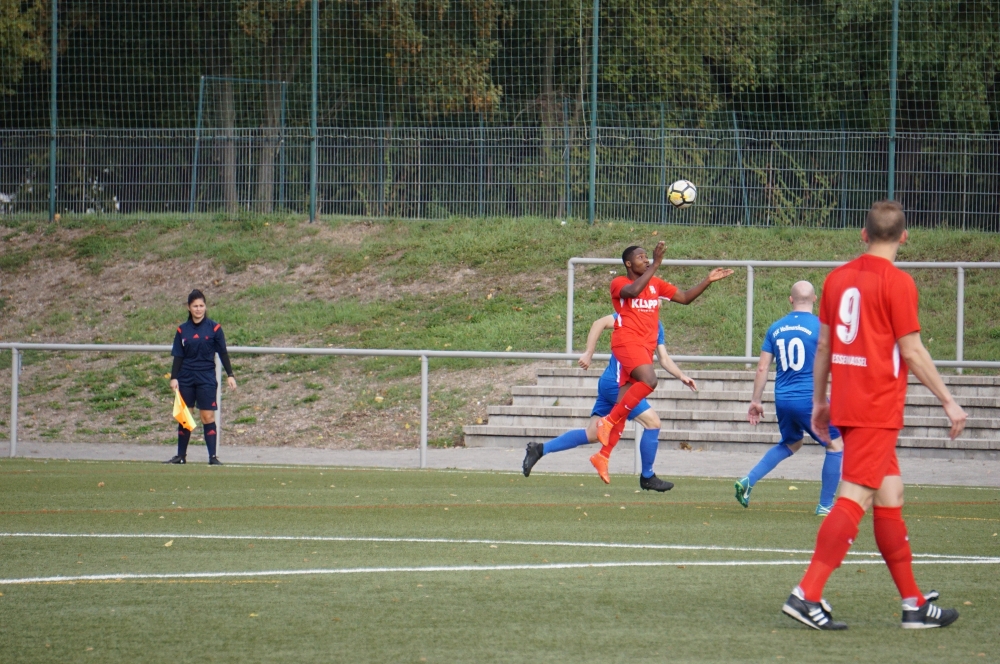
[837, 287, 861, 344]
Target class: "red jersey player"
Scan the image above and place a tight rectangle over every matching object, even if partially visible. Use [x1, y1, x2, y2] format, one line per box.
[783, 200, 967, 631]
[591, 242, 733, 482]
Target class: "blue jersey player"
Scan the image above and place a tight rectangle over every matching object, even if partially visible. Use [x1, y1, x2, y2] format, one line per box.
[735, 281, 843, 514]
[164, 289, 237, 465]
[521, 314, 697, 491]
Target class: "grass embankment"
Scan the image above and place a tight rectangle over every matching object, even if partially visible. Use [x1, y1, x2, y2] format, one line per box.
[1, 214, 998, 449]
[0, 460, 997, 662]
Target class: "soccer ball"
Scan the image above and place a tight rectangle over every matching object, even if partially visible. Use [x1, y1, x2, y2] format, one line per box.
[667, 179, 697, 209]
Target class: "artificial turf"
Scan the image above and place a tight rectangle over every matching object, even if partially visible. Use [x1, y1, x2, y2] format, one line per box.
[0, 459, 997, 663]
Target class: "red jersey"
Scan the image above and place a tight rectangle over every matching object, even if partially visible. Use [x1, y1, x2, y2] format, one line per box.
[819, 253, 921, 429]
[610, 275, 678, 350]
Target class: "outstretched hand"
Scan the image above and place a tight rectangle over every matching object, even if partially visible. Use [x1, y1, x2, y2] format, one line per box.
[652, 241, 666, 263]
[679, 374, 698, 393]
[707, 267, 734, 282]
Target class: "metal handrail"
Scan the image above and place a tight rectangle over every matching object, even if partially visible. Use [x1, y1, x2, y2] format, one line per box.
[566, 258, 1000, 369]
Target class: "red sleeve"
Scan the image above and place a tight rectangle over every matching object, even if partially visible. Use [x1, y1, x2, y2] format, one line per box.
[818, 275, 835, 326]
[652, 277, 678, 301]
[889, 270, 921, 339]
[609, 276, 629, 300]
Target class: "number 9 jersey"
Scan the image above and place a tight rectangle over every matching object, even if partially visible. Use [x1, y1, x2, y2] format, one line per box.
[819, 254, 921, 429]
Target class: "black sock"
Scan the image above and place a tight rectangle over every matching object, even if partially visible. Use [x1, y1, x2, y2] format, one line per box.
[177, 424, 191, 457]
[204, 422, 217, 458]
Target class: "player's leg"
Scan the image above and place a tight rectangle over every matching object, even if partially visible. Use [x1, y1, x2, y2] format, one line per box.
[633, 408, 673, 491]
[816, 426, 843, 515]
[872, 471, 958, 628]
[596, 358, 657, 445]
[523, 416, 598, 477]
[735, 403, 801, 507]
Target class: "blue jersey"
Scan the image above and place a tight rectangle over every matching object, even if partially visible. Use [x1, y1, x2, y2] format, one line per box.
[171, 317, 229, 381]
[761, 311, 819, 403]
[602, 319, 665, 386]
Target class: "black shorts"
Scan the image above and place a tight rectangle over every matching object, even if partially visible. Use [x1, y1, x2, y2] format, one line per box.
[178, 379, 218, 411]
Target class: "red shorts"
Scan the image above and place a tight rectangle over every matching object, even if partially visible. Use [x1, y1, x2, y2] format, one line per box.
[839, 426, 901, 489]
[610, 342, 655, 387]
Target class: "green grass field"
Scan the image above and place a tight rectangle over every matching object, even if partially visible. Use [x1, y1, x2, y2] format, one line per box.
[1, 459, 997, 662]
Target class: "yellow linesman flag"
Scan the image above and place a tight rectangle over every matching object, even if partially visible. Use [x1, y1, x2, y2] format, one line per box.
[173, 390, 197, 431]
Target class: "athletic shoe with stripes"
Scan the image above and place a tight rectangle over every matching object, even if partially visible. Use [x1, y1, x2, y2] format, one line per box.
[901, 600, 958, 629]
[734, 477, 752, 508]
[815, 503, 833, 516]
[522, 442, 543, 477]
[782, 587, 847, 630]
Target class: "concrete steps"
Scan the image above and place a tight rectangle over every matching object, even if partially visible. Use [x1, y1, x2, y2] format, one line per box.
[463, 368, 1000, 458]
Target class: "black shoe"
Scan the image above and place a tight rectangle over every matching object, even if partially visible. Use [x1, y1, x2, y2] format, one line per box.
[901, 600, 958, 629]
[208, 456, 223, 466]
[522, 442, 543, 477]
[782, 590, 848, 630]
[639, 474, 674, 492]
[164, 455, 186, 464]
[924, 590, 940, 602]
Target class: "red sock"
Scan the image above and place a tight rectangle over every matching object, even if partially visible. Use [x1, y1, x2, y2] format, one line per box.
[799, 497, 865, 601]
[597, 419, 627, 459]
[606, 382, 654, 426]
[873, 506, 924, 605]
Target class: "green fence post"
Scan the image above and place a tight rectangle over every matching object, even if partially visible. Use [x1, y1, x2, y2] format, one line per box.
[377, 87, 385, 217]
[309, 0, 319, 223]
[188, 76, 206, 214]
[659, 102, 666, 223]
[588, 0, 599, 225]
[478, 113, 485, 217]
[48, 0, 58, 222]
[563, 98, 571, 219]
[278, 81, 287, 210]
[839, 110, 847, 228]
[887, 0, 900, 200]
[732, 111, 751, 226]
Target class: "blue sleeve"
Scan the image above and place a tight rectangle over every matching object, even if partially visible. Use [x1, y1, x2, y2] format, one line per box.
[761, 325, 774, 355]
[657, 322, 665, 346]
[171, 328, 184, 358]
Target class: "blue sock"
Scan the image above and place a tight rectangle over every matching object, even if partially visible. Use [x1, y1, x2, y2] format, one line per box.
[204, 422, 217, 458]
[542, 428, 590, 455]
[747, 443, 794, 486]
[820, 450, 843, 507]
[639, 428, 660, 478]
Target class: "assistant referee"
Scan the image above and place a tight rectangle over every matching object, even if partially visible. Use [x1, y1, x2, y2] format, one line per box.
[164, 289, 236, 465]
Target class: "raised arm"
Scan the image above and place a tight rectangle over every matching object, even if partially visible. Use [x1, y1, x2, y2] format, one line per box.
[748, 351, 773, 425]
[656, 344, 697, 392]
[898, 332, 967, 439]
[578, 315, 616, 369]
[618, 241, 666, 298]
[810, 324, 833, 443]
[670, 268, 735, 305]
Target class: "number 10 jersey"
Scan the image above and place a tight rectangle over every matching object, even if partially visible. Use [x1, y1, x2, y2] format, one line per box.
[761, 311, 820, 404]
[819, 253, 921, 430]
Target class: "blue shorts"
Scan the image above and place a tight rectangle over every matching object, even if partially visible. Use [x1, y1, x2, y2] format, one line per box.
[776, 400, 840, 447]
[591, 378, 649, 420]
[178, 378, 218, 411]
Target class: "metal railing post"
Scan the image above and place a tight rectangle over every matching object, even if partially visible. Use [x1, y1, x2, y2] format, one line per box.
[478, 114, 485, 217]
[887, 0, 900, 199]
[733, 111, 751, 226]
[189, 75, 206, 214]
[420, 355, 428, 469]
[563, 97, 571, 219]
[9, 348, 19, 457]
[956, 267, 964, 376]
[215, 355, 223, 447]
[745, 265, 755, 368]
[566, 260, 575, 354]
[309, 0, 319, 223]
[633, 422, 641, 475]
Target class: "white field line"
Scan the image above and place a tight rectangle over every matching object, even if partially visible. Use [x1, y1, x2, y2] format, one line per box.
[3, 557, 1000, 586]
[0, 532, 995, 561]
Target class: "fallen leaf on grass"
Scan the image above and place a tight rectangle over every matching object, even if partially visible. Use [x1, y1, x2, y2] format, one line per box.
[164, 540, 173, 547]
[149, 488, 155, 493]
[97, 482, 105, 488]
[249, 613, 258, 617]
[964, 601, 973, 605]
[788, 486, 798, 491]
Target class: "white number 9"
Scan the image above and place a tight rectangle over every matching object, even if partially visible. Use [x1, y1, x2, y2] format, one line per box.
[837, 287, 861, 344]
